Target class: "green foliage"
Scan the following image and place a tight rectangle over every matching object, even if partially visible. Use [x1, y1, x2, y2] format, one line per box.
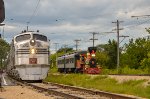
[140, 52, 150, 73]
[102, 67, 148, 74]
[57, 47, 74, 53]
[95, 51, 109, 68]
[50, 53, 56, 67]
[50, 37, 150, 74]
[145, 28, 150, 34]
[97, 39, 118, 69]
[122, 38, 150, 69]
[0, 39, 10, 68]
[45, 74, 150, 98]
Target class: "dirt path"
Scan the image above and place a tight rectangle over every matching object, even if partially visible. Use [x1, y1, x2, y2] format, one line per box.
[0, 86, 54, 99]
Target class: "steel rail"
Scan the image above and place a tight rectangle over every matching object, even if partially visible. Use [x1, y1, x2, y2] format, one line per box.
[27, 83, 84, 99]
[109, 74, 150, 76]
[9, 78, 84, 99]
[9, 76, 141, 99]
[44, 82, 140, 99]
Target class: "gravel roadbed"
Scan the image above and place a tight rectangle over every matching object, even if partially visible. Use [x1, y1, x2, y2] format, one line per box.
[0, 86, 54, 99]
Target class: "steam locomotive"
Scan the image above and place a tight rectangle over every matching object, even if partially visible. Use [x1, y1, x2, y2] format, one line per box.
[57, 47, 101, 74]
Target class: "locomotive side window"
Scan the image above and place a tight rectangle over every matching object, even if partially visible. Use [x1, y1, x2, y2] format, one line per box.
[58, 60, 61, 65]
[66, 59, 69, 64]
[15, 34, 31, 42]
[70, 58, 74, 63]
[33, 34, 47, 41]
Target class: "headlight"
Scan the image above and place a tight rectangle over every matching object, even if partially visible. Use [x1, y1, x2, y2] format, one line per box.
[30, 48, 36, 54]
[91, 54, 95, 57]
[30, 39, 36, 46]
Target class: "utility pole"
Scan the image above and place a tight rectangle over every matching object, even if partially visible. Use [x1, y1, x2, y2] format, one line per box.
[112, 20, 123, 73]
[89, 32, 99, 47]
[74, 39, 81, 51]
[54, 43, 59, 67]
[63, 44, 68, 73]
[26, 22, 30, 32]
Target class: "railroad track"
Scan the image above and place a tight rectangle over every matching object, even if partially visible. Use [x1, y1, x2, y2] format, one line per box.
[8, 77, 141, 99]
[18, 81, 140, 99]
[109, 74, 150, 76]
[43, 82, 141, 99]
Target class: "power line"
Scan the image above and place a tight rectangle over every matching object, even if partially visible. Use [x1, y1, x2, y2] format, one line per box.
[125, 14, 150, 29]
[119, 35, 129, 44]
[26, 0, 41, 30]
[28, 0, 41, 22]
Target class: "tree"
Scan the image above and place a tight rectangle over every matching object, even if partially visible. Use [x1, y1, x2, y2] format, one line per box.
[0, 39, 10, 68]
[122, 37, 150, 69]
[105, 40, 118, 69]
[96, 51, 109, 68]
[96, 39, 118, 69]
[145, 28, 150, 34]
[57, 47, 74, 53]
[140, 39, 150, 72]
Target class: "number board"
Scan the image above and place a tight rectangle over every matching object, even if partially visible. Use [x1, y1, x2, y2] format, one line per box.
[29, 58, 37, 64]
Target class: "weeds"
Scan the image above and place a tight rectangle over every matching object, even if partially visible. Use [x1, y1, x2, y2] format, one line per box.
[45, 73, 150, 98]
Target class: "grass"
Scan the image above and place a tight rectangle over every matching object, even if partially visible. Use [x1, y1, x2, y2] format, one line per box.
[44, 73, 150, 98]
[49, 67, 58, 73]
[101, 67, 149, 74]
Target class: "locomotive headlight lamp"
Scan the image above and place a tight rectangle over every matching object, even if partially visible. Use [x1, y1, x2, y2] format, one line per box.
[30, 48, 36, 54]
[91, 54, 96, 57]
[31, 40, 35, 43]
[30, 39, 36, 46]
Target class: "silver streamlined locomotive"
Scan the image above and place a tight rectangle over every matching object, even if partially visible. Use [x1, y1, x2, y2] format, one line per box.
[6, 31, 50, 81]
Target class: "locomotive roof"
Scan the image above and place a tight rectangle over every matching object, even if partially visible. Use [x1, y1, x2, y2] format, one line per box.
[13, 31, 47, 40]
[58, 50, 87, 58]
[12, 31, 48, 43]
[14, 31, 43, 37]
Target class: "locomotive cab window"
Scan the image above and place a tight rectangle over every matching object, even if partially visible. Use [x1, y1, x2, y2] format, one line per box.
[33, 34, 47, 42]
[15, 34, 31, 42]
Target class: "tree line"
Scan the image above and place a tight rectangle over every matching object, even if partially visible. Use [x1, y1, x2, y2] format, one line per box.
[96, 37, 150, 73]
[50, 36, 150, 73]
[0, 35, 150, 73]
[0, 39, 10, 69]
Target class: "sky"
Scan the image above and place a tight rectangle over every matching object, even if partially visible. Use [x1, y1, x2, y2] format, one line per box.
[1, 0, 150, 52]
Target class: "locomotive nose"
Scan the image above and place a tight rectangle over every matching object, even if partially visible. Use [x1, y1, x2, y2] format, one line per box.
[30, 39, 36, 46]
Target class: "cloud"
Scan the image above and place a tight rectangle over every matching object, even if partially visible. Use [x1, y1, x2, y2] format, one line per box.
[3, 0, 150, 50]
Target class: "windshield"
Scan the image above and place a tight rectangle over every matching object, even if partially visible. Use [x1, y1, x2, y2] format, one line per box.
[33, 34, 47, 42]
[15, 34, 31, 42]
